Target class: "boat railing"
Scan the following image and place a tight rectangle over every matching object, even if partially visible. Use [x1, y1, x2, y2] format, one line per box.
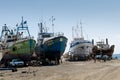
[16, 36, 33, 43]
[54, 32, 64, 37]
[73, 37, 84, 40]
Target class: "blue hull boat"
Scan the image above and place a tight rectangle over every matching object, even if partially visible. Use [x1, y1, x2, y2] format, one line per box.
[35, 22, 67, 64]
[36, 36, 67, 59]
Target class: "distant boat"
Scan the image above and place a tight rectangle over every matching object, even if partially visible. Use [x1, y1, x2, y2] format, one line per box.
[92, 38, 115, 60]
[69, 22, 93, 60]
[0, 17, 36, 66]
[35, 21, 67, 64]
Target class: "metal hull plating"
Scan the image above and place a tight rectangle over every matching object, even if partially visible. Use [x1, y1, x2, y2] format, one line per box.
[35, 36, 67, 60]
[69, 39, 93, 60]
[2, 39, 36, 61]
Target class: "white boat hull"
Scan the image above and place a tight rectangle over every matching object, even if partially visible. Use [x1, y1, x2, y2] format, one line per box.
[69, 41, 93, 60]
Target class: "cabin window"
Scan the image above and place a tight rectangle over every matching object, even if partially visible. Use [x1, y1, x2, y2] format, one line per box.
[8, 36, 11, 38]
[76, 42, 79, 44]
[7, 39, 14, 42]
[81, 46, 84, 49]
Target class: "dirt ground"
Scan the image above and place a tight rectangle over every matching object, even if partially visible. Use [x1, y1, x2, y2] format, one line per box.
[0, 60, 120, 80]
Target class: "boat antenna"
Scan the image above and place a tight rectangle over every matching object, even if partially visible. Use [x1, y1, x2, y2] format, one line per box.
[80, 21, 84, 38]
[50, 16, 55, 33]
[76, 23, 79, 38]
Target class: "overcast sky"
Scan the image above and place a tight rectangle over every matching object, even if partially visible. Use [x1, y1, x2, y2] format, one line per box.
[0, 0, 120, 54]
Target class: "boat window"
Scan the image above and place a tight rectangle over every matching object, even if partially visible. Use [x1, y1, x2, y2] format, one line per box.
[70, 43, 74, 47]
[42, 35, 51, 38]
[8, 36, 11, 38]
[81, 46, 84, 49]
[7, 39, 15, 42]
[76, 42, 79, 45]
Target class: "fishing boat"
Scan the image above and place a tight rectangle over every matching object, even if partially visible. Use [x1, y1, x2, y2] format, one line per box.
[69, 22, 93, 61]
[0, 17, 36, 66]
[35, 21, 67, 64]
[92, 38, 115, 60]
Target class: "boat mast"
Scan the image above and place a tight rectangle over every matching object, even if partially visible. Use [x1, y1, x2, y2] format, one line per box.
[50, 16, 55, 34]
[80, 21, 84, 39]
[76, 23, 79, 38]
[17, 16, 31, 38]
[0, 24, 10, 40]
[38, 22, 43, 34]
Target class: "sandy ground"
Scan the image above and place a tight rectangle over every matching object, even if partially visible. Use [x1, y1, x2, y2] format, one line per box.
[0, 60, 120, 80]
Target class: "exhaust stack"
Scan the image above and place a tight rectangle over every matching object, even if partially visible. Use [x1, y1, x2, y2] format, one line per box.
[106, 38, 108, 45]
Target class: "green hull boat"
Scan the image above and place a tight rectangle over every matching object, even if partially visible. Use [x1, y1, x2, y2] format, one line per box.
[2, 39, 36, 61]
[0, 17, 36, 62]
[9, 39, 36, 55]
